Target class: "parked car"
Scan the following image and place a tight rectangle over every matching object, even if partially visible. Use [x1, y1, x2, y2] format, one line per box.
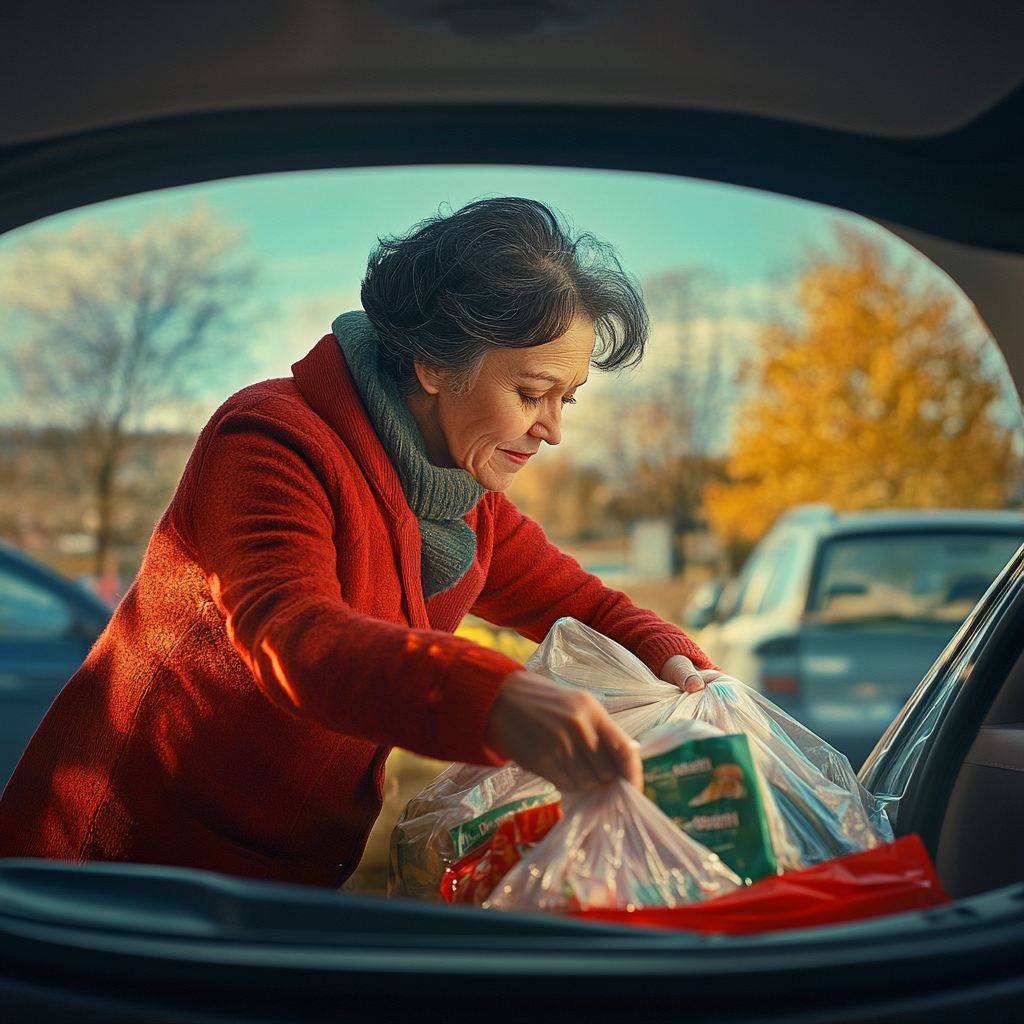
[0, 541, 111, 788]
[2, 3, 1023, 1022]
[697, 506, 1024, 768]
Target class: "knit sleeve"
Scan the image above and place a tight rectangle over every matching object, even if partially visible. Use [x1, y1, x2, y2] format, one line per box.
[181, 398, 516, 766]
[471, 492, 714, 675]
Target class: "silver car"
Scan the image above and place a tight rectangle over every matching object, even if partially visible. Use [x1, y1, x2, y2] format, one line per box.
[696, 506, 1024, 768]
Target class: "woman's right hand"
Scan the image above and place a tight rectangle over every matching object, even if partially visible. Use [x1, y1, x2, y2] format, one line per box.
[484, 669, 642, 793]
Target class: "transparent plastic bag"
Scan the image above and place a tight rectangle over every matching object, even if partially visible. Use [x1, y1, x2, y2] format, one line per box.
[483, 776, 742, 913]
[390, 616, 894, 902]
[526, 618, 893, 868]
[388, 760, 556, 899]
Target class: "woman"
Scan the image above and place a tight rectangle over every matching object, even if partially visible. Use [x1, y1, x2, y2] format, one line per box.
[0, 199, 714, 888]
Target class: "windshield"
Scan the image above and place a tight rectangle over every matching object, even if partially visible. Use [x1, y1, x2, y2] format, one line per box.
[806, 531, 1024, 624]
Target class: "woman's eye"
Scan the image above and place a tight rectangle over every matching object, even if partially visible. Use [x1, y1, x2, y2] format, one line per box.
[561, 395, 577, 406]
[518, 391, 542, 406]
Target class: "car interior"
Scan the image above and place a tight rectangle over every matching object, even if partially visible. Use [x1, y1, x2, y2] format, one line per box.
[939, 644, 1024, 897]
[1, 2, 1023, 1020]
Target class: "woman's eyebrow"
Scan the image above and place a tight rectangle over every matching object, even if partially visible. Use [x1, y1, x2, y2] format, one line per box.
[518, 370, 587, 387]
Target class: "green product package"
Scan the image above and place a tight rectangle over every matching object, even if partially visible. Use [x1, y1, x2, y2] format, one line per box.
[642, 733, 777, 884]
[449, 791, 558, 860]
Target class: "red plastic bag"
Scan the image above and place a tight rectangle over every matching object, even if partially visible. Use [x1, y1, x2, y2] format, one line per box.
[576, 835, 950, 934]
[441, 802, 563, 906]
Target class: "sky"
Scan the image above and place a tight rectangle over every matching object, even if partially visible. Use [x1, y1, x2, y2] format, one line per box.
[0, 163, 870, 298]
[0, 162, 1006, 451]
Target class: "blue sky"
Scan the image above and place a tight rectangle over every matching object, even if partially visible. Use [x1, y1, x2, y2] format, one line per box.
[0, 163, 985, 436]
[0, 163, 882, 306]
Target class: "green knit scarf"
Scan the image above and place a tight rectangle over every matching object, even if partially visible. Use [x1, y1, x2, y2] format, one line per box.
[333, 311, 485, 599]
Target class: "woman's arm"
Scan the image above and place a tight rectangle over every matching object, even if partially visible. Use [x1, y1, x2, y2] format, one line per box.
[182, 398, 646, 789]
[182, 398, 521, 766]
[472, 492, 714, 676]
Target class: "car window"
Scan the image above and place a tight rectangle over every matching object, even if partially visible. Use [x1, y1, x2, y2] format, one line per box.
[755, 531, 810, 616]
[862, 543, 1024, 824]
[807, 532, 1024, 624]
[0, 565, 74, 638]
[737, 534, 788, 616]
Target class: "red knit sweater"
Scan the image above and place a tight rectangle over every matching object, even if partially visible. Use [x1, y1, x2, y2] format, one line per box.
[0, 335, 712, 887]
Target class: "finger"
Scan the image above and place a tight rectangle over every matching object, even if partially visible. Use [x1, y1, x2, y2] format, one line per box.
[533, 747, 579, 794]
[551, 749, 598, 794]
[595, 715, 643, 790]
[560, 720, 618, 790]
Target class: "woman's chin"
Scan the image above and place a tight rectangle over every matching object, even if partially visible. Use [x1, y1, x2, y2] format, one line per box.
[473, 463, 516, 491]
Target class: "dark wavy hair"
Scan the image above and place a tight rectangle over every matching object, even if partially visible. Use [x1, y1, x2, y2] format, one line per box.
[360, 197, 648, 394]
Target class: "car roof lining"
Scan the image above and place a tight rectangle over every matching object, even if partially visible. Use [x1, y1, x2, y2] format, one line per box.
[3, 1, 1024, 146]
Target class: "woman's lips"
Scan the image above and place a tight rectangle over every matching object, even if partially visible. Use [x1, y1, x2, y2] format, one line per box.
[498, 448, 534, 467]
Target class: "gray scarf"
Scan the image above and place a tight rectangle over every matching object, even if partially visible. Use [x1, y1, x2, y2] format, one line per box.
[333, 311, 485, 599]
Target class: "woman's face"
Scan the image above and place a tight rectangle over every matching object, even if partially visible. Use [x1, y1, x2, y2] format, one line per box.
[411, 317, 595, 490]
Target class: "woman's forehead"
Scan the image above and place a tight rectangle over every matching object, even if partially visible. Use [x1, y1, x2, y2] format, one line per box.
[507, 320, 595, 382]
[503, 333, 593, 385]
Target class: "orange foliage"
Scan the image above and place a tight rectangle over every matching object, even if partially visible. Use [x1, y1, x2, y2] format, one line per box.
[705, 229, 1020, 544]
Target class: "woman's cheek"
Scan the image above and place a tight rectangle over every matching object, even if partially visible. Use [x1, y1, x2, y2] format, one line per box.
[503, 404, 534, 442]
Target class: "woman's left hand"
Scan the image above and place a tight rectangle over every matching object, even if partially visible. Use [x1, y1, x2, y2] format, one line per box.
[660, 655, 709, 694]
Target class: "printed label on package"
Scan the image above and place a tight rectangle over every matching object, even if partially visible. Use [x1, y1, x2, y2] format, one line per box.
[642, 733, 777, 883]
[449, 790, 559, 860]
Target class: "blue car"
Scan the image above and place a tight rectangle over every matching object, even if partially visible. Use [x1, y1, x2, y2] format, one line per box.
[697, 507, 1024, 769]
[0, 541, 111, 788]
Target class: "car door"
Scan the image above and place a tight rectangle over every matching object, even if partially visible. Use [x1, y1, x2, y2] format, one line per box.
[0, 558, 101, 787]
[861, 538, 1024, 892]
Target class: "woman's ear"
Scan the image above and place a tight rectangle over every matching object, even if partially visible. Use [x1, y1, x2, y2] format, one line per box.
[413, 360, 444, 396]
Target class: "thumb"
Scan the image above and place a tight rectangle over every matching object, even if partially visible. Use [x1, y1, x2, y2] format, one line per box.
[662, 655, 706, 694]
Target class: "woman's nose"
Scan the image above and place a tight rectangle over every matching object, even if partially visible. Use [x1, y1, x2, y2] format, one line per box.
[530, 404, 562, 445]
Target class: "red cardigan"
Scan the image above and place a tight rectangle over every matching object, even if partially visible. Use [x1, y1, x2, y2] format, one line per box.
[0, 335, 712, 887]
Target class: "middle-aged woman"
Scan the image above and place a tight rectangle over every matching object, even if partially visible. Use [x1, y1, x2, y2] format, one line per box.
[0, 198, 715, 888]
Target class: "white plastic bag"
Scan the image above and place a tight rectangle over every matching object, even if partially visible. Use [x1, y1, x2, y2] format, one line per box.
[526, 618, 894, 867]
[483, 776, 742, 913]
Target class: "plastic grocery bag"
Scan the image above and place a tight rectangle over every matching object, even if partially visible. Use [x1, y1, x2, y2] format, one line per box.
[438, 720, 752, 913]
[482, 776, 743, 913]
[389, 760, 557, 899]
[526, 618, 893, 868]
[390, 616, 893, 901]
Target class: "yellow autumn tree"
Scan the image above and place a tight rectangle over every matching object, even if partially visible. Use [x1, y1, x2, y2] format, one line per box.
[705, 228, 1021, 546]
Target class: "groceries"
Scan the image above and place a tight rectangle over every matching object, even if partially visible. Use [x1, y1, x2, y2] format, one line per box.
[390, 617, 895, 918]
[640, 720, 777, 884]
[482, 777, 742, 913]
[442, 802, 564, 907]
[528, 618, 893, 868]
[389, 762, 557, 900]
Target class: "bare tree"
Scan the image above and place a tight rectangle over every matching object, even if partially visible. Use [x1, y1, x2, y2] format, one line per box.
[599, 269, 735, 539]
[1, 206, 255, 576]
